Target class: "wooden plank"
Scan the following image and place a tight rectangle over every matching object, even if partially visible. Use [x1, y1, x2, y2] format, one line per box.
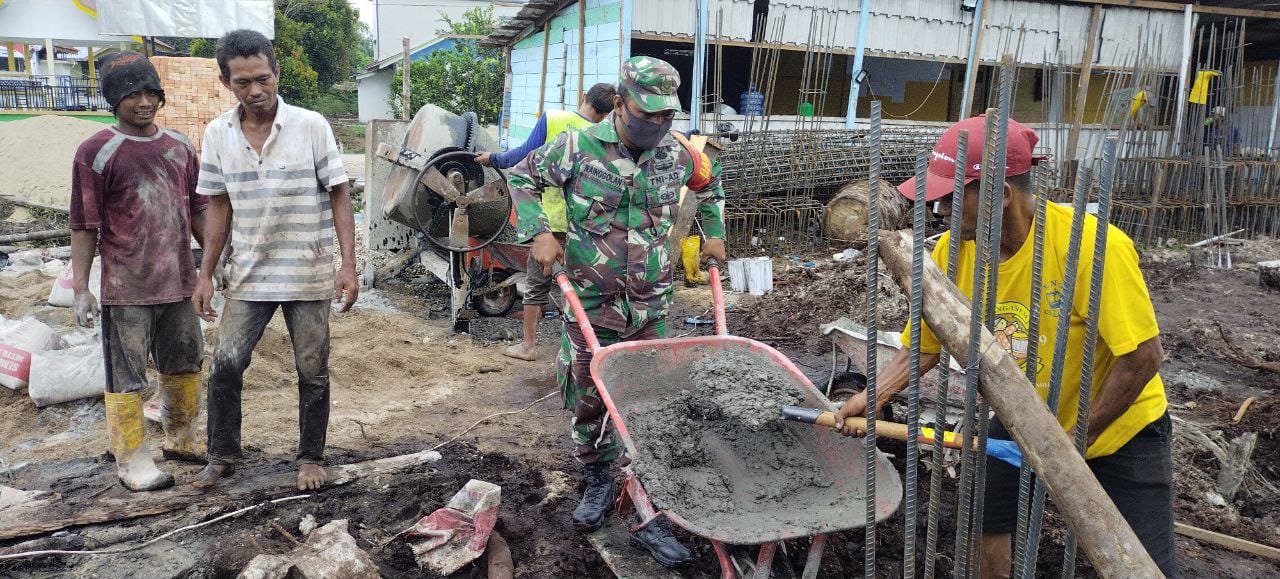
[537, 21, 550, 118]
[0, 450, 441, 541]
[1174, 522, 1280, 560]
[586, 517, 683, 579]
[401, 37, 411, 120]
[577, 0, 585, 102]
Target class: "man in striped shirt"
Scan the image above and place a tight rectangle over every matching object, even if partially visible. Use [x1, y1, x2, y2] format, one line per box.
[191, 30, 358, 491]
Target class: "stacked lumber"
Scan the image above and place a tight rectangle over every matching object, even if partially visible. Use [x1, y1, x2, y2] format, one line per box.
[150, 56, 239, 151]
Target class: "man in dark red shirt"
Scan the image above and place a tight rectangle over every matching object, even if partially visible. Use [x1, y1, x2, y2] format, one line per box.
[69, 52, 209, 491]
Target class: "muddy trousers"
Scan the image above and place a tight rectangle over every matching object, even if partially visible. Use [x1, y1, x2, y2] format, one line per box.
[101, 300, 204, 393]
[206, 299, 331, 466]
[559, 318, 666, 465]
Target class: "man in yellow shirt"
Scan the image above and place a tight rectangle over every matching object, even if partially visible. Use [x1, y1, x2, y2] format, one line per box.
[476, 83, 616, 361]
[834, 116, 1176, 577]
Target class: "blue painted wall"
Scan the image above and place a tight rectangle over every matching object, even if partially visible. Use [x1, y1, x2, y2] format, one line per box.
[501, 0, 626, 147]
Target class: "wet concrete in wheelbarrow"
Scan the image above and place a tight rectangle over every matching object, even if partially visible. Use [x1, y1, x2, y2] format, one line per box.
[615, 348, 892, 542]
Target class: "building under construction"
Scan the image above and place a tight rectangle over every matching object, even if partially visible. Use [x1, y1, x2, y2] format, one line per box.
[481, 0, 1280, 247]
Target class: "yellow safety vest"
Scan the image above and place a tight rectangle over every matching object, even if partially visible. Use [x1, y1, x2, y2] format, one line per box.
[541, 109, 594, 233]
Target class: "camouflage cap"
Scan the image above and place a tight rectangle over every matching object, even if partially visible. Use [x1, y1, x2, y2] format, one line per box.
[619, 56, 682, 113]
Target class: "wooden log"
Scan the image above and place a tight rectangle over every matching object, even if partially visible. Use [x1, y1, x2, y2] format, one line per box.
[1174, 522, 1280, 560]
[877, 229, 1162, 578]
[0, 229, 71, 244]
[0, 450, 441, 541]
[1215, 432, 1257, 502]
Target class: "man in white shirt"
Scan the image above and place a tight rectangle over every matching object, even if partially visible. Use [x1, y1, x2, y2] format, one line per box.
[191, 29, 358, 491]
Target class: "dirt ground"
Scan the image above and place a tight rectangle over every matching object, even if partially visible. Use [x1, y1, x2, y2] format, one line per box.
[1, 239, 1279, 577]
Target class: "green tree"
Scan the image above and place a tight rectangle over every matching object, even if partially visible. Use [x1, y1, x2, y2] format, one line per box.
[389, 6, 503, 124]
[274, 8, 319, 103]
[189, 38, 215, 58]
[276, 0, 360, 88]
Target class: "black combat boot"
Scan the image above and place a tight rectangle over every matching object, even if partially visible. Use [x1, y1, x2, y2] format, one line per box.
[631, 516, 693, 568]
[572, 462, 614, 531]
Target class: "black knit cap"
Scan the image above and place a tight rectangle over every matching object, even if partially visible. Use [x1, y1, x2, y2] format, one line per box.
[100, 51, 165, 110]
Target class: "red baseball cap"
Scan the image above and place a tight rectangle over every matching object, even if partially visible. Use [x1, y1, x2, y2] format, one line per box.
[897, 115, 1041, 201]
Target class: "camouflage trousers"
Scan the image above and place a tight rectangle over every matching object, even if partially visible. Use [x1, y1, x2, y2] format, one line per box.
[558, 317, 666, 465]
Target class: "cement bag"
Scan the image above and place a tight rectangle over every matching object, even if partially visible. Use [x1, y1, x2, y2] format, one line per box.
[28, 342, 105, 407]
[0, 317, 56, 391]
[48, 257, 101, 307]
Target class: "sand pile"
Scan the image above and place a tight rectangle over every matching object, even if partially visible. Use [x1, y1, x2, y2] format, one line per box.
[0, 116, 108, 208]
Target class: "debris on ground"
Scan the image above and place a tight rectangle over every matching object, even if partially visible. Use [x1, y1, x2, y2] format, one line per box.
[401, 478, 502, 575]
[735, 254, 908, 354]
[239, 519, 380, 579]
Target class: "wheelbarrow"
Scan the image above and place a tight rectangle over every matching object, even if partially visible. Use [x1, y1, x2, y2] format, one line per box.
[553, 261, 903, 578]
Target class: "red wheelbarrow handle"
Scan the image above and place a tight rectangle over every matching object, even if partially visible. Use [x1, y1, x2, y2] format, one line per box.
[552, 258, 730, 353]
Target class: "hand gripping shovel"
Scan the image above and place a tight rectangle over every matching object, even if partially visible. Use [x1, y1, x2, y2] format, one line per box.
[780, 406, 1023, 469]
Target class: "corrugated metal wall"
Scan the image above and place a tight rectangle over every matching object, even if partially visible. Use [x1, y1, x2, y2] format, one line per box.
[631, 0, 1183, 69]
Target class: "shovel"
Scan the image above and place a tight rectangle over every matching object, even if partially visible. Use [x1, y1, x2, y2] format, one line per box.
[780, 406, 1023, 468]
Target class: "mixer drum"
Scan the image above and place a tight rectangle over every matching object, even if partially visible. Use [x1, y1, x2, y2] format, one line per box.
[381, 105, 509, 240]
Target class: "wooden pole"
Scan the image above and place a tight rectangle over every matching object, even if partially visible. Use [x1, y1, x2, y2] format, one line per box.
[6, 43, 15, 73]
[538, 22, 550, 117]
[577, 0, 585, 103]
[1065, 4, 1103, 161]
[87, 47, 95, 81]
[877, 229, 1163, 578]
[401, 36, 411, 120]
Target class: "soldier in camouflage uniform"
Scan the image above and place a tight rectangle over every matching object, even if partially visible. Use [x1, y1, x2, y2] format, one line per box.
[508, 56, 726, 567]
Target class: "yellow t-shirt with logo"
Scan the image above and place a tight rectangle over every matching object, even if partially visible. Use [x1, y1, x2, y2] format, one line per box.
[907, 200, 1167, 459]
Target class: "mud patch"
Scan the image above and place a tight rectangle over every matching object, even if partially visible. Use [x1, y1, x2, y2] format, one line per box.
[734, 256, 907, 355]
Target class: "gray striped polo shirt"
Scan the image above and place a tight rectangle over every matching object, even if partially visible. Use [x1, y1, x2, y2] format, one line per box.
[196, 97, 347, 301]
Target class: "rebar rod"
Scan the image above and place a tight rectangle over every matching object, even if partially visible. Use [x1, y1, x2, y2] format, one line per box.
[904, 149, 928, 578]
[967, 57, 1016, 579]
[864, 100, 882, 579]
[1011, 168, 1048, 579]
[954, 109, 1002, 578]
[1020, 165, 1093, 576]
[924, 128, 969, 579]
[1060, 137, 1120, 577]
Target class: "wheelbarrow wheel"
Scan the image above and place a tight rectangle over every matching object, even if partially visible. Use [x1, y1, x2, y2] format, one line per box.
[473, 272, 518, 317]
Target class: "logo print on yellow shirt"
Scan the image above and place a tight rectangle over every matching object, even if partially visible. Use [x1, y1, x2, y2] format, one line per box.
[994, 301, 1046, 377]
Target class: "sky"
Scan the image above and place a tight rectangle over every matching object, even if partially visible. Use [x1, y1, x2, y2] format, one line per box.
[349, 0, 374, 29]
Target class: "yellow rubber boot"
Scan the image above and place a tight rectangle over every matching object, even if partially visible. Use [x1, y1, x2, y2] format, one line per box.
[681, 236, 707, 284]
[159, 373, 206, 462]
[104, 391, 175, 491]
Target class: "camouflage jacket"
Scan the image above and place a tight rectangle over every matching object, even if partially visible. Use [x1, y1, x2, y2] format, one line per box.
[509, 115, 726, 335]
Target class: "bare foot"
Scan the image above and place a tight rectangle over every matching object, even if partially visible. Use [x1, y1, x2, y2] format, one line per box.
[502, 343, 537, 361]
[191, 463, 234, 489]
[298, 463, 327, 490]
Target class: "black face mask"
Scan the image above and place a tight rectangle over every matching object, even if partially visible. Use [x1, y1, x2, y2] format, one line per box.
[621, 106, 672, 151]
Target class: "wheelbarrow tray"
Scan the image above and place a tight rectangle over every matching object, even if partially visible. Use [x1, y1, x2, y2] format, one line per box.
[591, 334, 903, 545]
